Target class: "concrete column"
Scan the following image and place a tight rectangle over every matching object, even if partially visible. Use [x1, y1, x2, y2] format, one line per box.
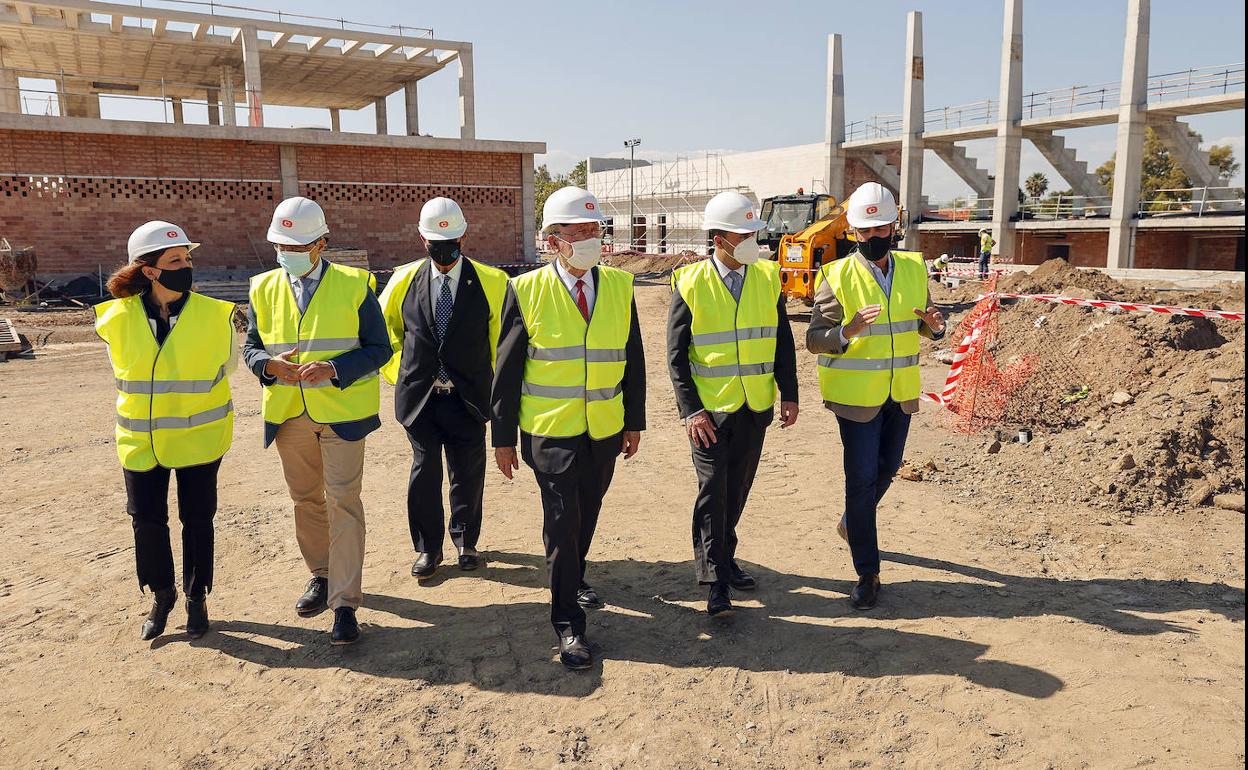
[521, 154, 537, 261]
[239, 25, 264, 127]
[206, 87, 220, 125]
[329, 107, 341, 132]
[170, 97, 184, 124]
[458, 45, 476, 140]
[374, 96, 388, 135]
[1, 66, 20, 114]
[279, 145, 299, 199]
[990, 0, 1024, 263]
[404, 80, 420, 136]
[61, 78, 100, 118]
[1107, 0, 1149, 268]
[824, 33, 846, 202]
[898, 11, 924, 250]
[220, 69, 236, 127]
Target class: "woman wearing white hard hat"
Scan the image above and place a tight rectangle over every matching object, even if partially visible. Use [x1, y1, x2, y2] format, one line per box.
[805, 182, 946, 610]
[95, 221, 237, 641]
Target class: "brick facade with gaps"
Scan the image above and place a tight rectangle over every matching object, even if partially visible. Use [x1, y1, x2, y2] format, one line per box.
[0, 128, 527, 277]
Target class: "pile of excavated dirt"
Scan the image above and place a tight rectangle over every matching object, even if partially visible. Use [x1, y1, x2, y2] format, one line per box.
[604, 252, 701, 275]
[928, 260, 1246, 515]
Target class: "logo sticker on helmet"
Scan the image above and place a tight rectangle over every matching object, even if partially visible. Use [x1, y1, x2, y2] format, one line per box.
[438, 220, 450, 228]
[866, 205, 879, 216]
[585, 202, 595, 210]
[745, 212, 754, 219]
[166, 231, 179, 238]
[281, 218, 294, 228]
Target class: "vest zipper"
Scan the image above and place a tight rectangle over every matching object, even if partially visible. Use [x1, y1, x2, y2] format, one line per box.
[146, 295, 185, 468]
[733, 266, 743, 408]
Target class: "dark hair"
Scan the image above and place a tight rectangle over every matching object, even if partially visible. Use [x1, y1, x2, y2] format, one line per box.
[105, 247, 170, 298]
[709, 229, 728, 241]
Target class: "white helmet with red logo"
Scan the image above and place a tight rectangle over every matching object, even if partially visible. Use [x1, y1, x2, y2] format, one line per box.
[701, 191, 764, 233]
[267, 196, 329, 246]
[418, 196, 468, 241]
[541, 186, 608, 233]
[846, 182, 898, 229]
[127, 220, 200, 263]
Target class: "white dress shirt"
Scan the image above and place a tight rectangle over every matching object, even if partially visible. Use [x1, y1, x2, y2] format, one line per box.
[711, 253, 746, 297]
[428, 257, 464, 317]
[553, 258, 595, 317]
[289, 257, 326, 310]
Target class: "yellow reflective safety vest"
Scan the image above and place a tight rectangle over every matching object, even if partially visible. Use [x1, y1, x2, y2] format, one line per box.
[95, 292, 236, 471]
[249, 261, 380, 426]
[979, 231, 995, 253]
[814, 251, 927, 407]
[513, 263, 633, 439]
[672, 258, 781, 414]
[377, 257, 510, 385]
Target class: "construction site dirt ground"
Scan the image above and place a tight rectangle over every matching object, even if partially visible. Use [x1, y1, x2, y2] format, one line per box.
[1, 277, 1244, 769]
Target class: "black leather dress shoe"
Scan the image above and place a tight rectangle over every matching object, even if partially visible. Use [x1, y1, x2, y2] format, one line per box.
[458, 548, 481, 571]
[559, 635, 593, 670]
[331, 607, 360, 645]
[140, 587, 177, 641]
[185, 598, 209, 639]
[707, 583, 734, 618]
[729, 562, 757, 591]
[851, 574, 881, 610]
[576, 585, 604, 610]
[412, 552, 443, 579]
[295, 576, 329, 618]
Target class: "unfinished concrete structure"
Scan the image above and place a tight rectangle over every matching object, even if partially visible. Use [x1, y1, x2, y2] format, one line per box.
[588, 1, 1244, 270]
[0, 0, 543, 277]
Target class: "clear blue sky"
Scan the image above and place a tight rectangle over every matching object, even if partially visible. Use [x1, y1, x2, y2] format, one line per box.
[57, 0, 1248, 199]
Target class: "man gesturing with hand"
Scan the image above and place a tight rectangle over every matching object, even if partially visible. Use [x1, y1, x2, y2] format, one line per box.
[806, 183, 946, 611]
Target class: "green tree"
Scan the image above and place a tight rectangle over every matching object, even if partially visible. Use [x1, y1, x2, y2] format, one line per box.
[534, 164, 567, 232]
[570, 159, 587, 188]
[1024, 171, 1049, 199]
[1095, 126, 1240, 208]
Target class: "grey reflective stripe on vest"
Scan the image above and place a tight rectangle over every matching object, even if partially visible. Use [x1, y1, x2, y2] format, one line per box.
[522, 382, 623, 401]
[116, 366, 227, 395]
[527, 345, 627, 363]
[263, 337, 361, 356]
[690, 325, 777, 347]
[690, 361, 775, 378]
[816, 354, 921, 370]
[116, 400, 234, 432]
[860, 320, 921, 337]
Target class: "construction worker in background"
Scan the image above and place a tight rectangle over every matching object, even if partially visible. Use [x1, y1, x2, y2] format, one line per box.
[242, 197, 391, 645]
[978, 228, 995, 280]
[806, 182, 946, 610]
[491, 186, 646, 671]
[95, 221, 236, 641]
[377, 197, 509, 579]
[667, 191, 799, 618]
[930, 253, 951, 282]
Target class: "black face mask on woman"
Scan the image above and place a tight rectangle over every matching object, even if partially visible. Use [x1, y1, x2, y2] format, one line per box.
[154, 266, 194, 293]
[428, 240, 461, 267]
[861, 235, 892, 262]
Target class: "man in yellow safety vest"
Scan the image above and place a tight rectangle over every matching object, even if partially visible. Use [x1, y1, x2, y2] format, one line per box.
[491, 186, 646, 671]
[806, 182, 946, 610]
[667, 191, 799, 619]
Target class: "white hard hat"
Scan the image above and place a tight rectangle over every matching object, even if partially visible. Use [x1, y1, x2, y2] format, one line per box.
[267, 196, 329, 246]
[127, 221, 199, 263]
[701, 191, 764, 233]
[418, 197, 468, 241]
[846, 182, 899, 229]
[939, 253, 949, 260]
[541, 186, 607, 233]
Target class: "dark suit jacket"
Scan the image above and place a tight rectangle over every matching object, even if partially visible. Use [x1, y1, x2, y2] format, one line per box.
[667, 264, 800, 428]
[490, 266, 647, 475]
[394, 259, 495, 427]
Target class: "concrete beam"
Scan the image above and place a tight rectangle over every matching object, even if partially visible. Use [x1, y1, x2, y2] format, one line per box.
[62, 9, 78, 29]
[170, 97, 184, 124]
[191, 23, 206, 41]
[929, 142, 993, 198]
[522, 154, 537, 261]
[854, 152, 902, 194]
[824, 33, 846, 202]
[404, 80, 419, 136]
[374, 95, 388, 135]
[206, 87, 220, 125]
[279, 145, 299, 199]
[220, 68, 236, 127]
[458, 44, 475, 140]
[990, 0, 1024, 263]
[329, 107, 340, 133]
[305, 36, 327, 53]
[1107, 0, 1150, 269]
[1025, 132, 1106, 198]
[239, 24, 263, 127]
[898, 11, 924, 250]
[1147, 116, 1226, 189]
[270, 31, 290, 49]
[152, 18, 167, 37]
[0, 66, 19, 114]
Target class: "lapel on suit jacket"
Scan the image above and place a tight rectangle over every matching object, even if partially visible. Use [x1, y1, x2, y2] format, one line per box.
[412, 259, 436, 345]
[445, 257, 478, 334]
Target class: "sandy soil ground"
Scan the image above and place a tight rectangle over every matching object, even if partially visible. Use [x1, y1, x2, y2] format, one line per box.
[0, 282, 1243, 769]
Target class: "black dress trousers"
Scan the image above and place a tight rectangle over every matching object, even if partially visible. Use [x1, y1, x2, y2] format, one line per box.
[122, 459, 221, 598]
[404, 390, 487, 554]
[689, 409, 767, 585]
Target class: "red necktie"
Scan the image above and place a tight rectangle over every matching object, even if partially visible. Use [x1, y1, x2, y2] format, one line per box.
[575, 278, 590, 322]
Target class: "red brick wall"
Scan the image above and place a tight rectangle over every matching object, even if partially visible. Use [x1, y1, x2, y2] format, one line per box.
[1013, 230, 1109, 267]
[0, 128, 525, 277]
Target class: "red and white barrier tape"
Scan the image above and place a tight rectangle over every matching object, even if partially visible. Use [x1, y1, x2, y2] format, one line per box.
[988, 292, 1245, 321]
[919, 293, 999, 405]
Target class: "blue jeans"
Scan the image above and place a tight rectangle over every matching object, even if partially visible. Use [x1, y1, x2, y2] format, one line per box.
[836, 400, 912, 577]
[978, 250, 991, 279]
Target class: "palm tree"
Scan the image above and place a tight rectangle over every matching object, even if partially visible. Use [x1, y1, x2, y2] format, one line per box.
[1024, 171, 1049, 200]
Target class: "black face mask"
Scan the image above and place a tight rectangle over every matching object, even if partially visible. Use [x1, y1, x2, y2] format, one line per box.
[428, 240, 461, 267]
[861, 235, 892, 262]
[154, 266, 193, 293]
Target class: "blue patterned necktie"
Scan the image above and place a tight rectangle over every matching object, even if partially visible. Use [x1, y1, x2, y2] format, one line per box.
[725, 270, 742, 302]
[435, 274, 453, 382]
[296, 277, 313, 314]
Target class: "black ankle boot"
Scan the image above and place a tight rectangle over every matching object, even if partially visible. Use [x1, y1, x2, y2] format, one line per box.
[140, 587, 177, 641]
[186, 597, 209, 639]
